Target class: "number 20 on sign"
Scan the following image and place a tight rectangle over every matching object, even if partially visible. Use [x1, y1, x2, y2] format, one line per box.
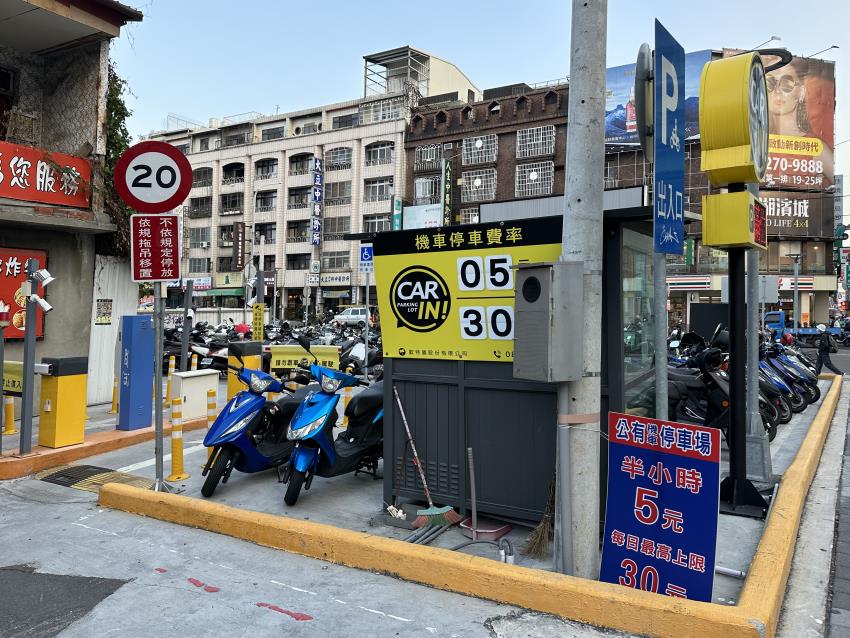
[600, 412, 721, 602]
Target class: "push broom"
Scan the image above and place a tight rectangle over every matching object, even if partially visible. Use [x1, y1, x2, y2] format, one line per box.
[393, 385, 463, 528]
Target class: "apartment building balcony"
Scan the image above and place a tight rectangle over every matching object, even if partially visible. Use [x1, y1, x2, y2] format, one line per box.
[413, 160, 441, 173]
[363, 162, 395, 180]
[219, 240, 234, 248]
[254, 172, 279, 183]
[221, 176, 245, 190]
[326, 162, 352, 172]
[219, 208, 243, 217]
[188, 207, 213, 219]
[284, 269, 308, 288]
[414, 196, 440, 205]
[253, 208, 277, 224]
[286, 171, 313, 187]
[361, 198, 392, 216]
[325, 196, 352, 207]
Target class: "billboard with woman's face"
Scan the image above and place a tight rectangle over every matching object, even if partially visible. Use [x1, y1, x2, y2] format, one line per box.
[725, 50, 835, 191]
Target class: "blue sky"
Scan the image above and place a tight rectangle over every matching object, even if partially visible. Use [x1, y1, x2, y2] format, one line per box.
[112, 0, 850, 174]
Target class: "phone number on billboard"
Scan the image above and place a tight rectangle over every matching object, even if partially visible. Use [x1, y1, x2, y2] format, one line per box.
[767, 157, 824, 174]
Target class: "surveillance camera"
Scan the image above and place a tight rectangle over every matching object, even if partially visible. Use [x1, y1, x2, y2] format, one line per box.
[33, 295, 53, 313]
[33, 269, 55, 286]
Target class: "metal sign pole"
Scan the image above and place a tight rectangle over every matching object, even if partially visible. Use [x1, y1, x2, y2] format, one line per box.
[364, 270, 370, 382]
[153, 282, 167, 491]
[179, 279, 194, 371]
[18, 259, 38, 456]
[654, 254, 668, 421]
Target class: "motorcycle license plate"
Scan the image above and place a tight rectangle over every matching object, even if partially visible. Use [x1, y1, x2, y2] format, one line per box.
[201, 357, 213, 366]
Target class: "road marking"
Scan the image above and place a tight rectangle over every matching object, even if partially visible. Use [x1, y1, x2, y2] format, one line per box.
[358, 606, 386, 617]
[117, 444, 206, 472]
[72, 522, 118, 536]
[387, 614, 412, 622]
[271, 579, 317, 595]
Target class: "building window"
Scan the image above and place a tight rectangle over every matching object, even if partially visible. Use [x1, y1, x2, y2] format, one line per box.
[323, 217, 350, 241]
[516, 125, 556, 158]
[515, 161, 554, 198]
[287, 221, 309, 243]
[192, 167, 212, 187]
[289, 154, 313, 176]
[321, 250, 350, 271]
[189, 227, 210, 248]
[364, 177, 393, 202]
[364, 214, 391, 233]
[325, 181, 352, 206]
[220, 192, 243, 214]
[222, 163, 245, 185]
[174, 143, 189, 155]
[359, 97, 403, 124]
[414, 176, 441, 205]
[216, 257, 236, 272]
[189, 196, 212, 218]
[287, 187, 310, 209]
[365, 142, 394, 166]
[189, 258, 211, 273]
[254, 222, 276, 244]
[804, 242, 826, 274]
[326, 147, 352, 170]
[287, 253, 310, 270]
[261, 126, 286, 141]
[199, 137, 210, 151]
[255, 190, 277, 212]
[222, 132, 247, 148]
[460, 207, 480, 224]
[218, 225, 234, 246]
[414, 145, 441, 172]
[332, 113, 358, 129]
[461, 169, 497, 202]
[462, 134, 498, 165]
[255, 158, 278, 180]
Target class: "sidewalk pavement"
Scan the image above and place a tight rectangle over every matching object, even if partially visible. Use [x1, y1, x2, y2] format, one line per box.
[826, 384, 850, 636]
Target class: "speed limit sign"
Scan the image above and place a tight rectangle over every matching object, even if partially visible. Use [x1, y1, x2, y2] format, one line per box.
[114, 141, 193, 213]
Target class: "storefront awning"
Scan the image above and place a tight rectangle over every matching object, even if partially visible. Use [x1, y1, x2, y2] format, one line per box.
[199, 288, 245, 297]
[322, 290, 350, 299]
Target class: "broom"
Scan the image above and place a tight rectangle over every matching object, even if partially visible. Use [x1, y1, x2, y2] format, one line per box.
[523, 474, 556, 557]
[393, 385, 463, 528]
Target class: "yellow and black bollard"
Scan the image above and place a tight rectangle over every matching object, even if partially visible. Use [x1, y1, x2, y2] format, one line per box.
[166, 396, 189, 482]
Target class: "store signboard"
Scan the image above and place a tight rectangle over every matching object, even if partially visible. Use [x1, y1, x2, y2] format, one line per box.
[0, 140, 91, 209]
[760, 190, 830, 237]
[319, 272, 351, 286]
[372, 216, 562, 362]
[600, 412, 720, 602]
[0, 248, 46, 338]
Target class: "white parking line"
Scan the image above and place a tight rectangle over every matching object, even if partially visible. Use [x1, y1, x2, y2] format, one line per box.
[117, 444, 207, 473]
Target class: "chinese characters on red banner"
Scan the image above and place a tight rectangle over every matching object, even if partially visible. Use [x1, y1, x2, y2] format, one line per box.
[130, 214, 181, 283]
[0, 248, 46, 338]
[0, 141, 91, 209]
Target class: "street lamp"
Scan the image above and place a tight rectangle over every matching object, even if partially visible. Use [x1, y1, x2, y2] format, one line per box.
[752, 36, 781, 50]
[781, 241, 802, 330]
[806, 45, 839, 58]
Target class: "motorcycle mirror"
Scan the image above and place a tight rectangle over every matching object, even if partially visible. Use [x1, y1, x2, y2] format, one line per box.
[297, 334, 314, 355]
[235, 352, 244, 365]
[669, 340, 680, 349]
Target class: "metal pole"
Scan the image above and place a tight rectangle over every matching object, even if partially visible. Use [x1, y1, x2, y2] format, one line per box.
[18, 259, 38, 456]
[747, 249, 772, 482]
[179, 279, 194, 371]
[364, 269, 370, 382]
[654, 254, 668, 420]
[153, 282, 166, 491]
[556, 0, 607, 579]
[793, 257, 800, 330]
[729, 248, 747, 504]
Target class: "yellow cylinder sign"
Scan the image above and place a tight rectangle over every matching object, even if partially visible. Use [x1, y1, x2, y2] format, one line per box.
[372, 216, 562, 362]
[699, 52, 769, 187]
[252, 303, 265, 341]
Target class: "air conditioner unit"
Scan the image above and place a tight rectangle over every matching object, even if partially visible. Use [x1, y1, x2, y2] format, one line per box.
[200, 241, 209, 248]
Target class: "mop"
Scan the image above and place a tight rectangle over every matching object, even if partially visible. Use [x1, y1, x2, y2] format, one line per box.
[393, 385, 463, 528]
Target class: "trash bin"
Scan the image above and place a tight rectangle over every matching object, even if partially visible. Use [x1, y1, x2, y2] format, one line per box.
[39, 356, 87, 448]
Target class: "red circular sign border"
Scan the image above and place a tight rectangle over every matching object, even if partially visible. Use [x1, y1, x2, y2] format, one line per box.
[114, 140, 193, 214]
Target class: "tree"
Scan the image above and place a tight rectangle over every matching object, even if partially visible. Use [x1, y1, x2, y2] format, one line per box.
[97, 59, 133, 256]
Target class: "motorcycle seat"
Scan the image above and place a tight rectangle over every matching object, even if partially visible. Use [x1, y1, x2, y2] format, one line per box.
[668, 373, 705, 392]
[345, 381, 383, 418]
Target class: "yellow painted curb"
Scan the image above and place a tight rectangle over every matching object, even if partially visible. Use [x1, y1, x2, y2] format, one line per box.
[98, 376, 844, 638]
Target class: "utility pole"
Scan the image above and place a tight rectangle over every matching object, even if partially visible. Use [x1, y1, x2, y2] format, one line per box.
[556, 0, 607, 579]
[18, 259, 38, 455]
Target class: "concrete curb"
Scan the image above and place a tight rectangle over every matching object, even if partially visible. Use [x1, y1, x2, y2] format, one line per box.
[98, 375, 844, 638]
[0, 417, 207, 480]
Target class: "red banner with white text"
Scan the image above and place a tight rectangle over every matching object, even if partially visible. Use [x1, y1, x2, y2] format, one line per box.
[0, 141, 91, 208]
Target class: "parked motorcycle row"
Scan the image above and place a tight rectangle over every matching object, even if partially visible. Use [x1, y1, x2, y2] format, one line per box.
[165, 315, 385, 508]
[628, 324, 822, 444]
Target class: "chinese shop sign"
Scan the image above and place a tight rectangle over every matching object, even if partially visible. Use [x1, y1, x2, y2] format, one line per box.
[0, 248, 46, 338]
[0, 141, 90, 209]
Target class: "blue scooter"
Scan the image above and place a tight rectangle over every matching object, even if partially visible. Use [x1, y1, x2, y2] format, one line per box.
[281, 337, 383, 506]
[200, 358, 314, 497]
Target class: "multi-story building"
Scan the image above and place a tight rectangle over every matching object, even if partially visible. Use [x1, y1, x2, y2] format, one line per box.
[149, 46, 479, 319]
[402, 82, 569, 226]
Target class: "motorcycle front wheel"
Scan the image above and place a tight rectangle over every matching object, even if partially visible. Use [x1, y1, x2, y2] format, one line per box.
[284, 469, 306, 506]
[201, 447, 232, 498]
[804, 383, 821, 404]
[777, 396, 792, 424]
[789, 390, 808, 413]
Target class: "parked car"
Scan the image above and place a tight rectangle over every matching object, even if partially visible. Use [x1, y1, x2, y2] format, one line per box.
[333, 306, 370, 327]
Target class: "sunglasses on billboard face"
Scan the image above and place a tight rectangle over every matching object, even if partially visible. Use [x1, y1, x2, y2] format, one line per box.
[767, 75, 801, 94]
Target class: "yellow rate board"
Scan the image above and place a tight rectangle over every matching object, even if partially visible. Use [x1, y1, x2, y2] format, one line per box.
[372, 216, 562, 362]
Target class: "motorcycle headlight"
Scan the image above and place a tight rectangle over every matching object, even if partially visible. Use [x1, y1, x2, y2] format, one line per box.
[222, 409, 260, 436]
[249, 373, 273, 394]
[287, 414, 327, 440]
[321, 374, 342, 393]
